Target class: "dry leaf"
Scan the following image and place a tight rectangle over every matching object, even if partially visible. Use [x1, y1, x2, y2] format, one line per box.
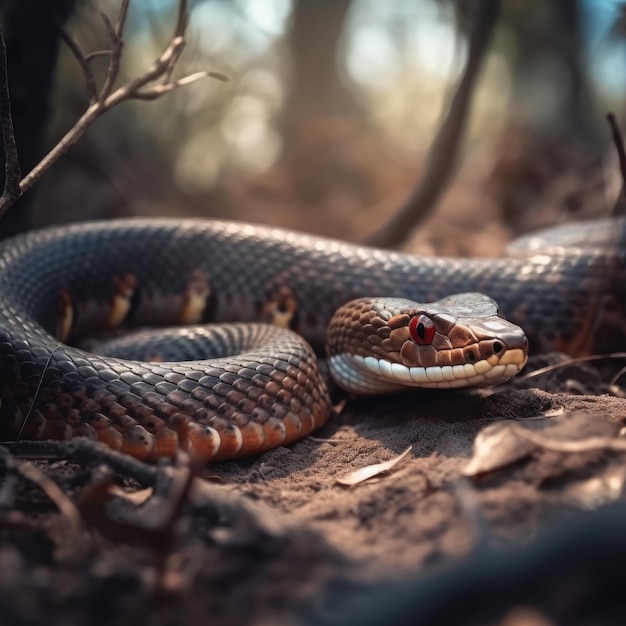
[463, 421, 537, 477]
[513, 428, 626, 453]
[465, 414, 626, 478]
[335, 447, 412, 487]
[332, 398, 347, 414]
[563, 465, 626, 510]
[107, 485, 154, 505]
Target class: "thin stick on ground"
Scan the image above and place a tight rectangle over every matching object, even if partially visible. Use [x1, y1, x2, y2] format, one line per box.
[517, 352, 626, 382]
[0, 0, 228, 220]
[6, 438, 158, 486]
[0, 445, 83, 529]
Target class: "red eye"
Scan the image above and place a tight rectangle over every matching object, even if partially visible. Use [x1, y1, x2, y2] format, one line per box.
[409, 315, 436, 345]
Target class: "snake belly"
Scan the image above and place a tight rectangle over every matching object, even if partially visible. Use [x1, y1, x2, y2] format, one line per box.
[0, 218, 624, 462]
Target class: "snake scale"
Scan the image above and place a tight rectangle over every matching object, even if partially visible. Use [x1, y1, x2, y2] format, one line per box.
[0, 217, 624, 462]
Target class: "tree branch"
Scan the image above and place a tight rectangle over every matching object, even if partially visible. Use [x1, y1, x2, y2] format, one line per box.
[607, 112, 626, 216]
[56, 22, 99, 104]
[0, 0, 228, 220]
[98, 0, 129, 101]
[366, 0, 502, 248]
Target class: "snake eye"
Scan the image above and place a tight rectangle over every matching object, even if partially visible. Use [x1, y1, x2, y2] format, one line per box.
[409, 314, 435, 345]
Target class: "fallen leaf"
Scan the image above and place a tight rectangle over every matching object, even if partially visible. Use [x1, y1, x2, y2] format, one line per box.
[463, 421, 537, 477]
[464, 413, 626, 478]
[563, 465, 626, 510]
[332, 398, 347, 414]
[513, 428, 626, 453]
[108, 485, 154, 505]
[335, 447, 412, 487]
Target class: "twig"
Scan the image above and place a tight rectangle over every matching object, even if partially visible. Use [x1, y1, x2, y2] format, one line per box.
[0, 26, 21, 209]
[16, 459, 84, 528]
[56, 23, 99, 103]
[0, 0, 228, 220]
[164, 0, 189, 85]
[6, 438, 158, 486]
[84, 50, 112, 63]
[0, 445, 83, 529]
[98, 0, 130, 101]
[516, 352, 626, 382]
[11, 344, 61, 445]
[366, 0, 501, 248]
[132, 71, 226, 100]
[607, 112, 626, 215]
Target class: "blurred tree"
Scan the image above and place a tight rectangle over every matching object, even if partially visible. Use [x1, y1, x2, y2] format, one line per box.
[504, 0, 599, 145]
[281, 0, 372, 203]
[283, 0, 360, 130]
[0, 0, 78, 237]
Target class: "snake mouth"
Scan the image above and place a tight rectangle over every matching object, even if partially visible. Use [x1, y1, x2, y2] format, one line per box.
[329, 348, 528, 395]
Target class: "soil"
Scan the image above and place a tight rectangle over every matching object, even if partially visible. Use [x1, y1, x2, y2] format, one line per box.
[3, 375, 626, 626]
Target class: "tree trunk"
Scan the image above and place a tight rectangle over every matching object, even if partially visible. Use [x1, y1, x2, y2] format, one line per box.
[0, 0, 77, 237]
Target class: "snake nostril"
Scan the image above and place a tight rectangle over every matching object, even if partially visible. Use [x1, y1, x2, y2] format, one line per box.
[493, 341, 503, 354]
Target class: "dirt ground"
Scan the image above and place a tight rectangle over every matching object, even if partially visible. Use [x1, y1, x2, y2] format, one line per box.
[3, 138, 626, 626]
[3, 373, 626, 626]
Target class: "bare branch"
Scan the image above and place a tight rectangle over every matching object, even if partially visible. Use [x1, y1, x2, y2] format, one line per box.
[131, 71, 226, 100]
[607, 112, 626, 215]
[115, 0, 132, 35]
[173, 0, 188, 38]
[0, 0, 228, 217]
[98, 9, 124, 100]
[0, 26, 21, 212]
[165, 0, 189, 84]
[102, 35, 187, 109]
[57, 23, 99, 103]
[84, 49, 112, 63]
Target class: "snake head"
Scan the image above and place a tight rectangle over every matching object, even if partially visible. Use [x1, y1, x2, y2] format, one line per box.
[326, 293, 528, 394]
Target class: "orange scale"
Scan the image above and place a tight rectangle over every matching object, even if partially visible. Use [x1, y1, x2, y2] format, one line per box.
[153, 427, 179, 459]
[185, 421, 220, 463]
[89, 412, 112, 430]
[121, 425, 155, 461]
[233, 421, 266, 457]
[209, 423, 243, 460]
[166, 412, 192, 447]
[65, 408, 82, 427]
[261, 417, 288, 449]
[22, 410, 47, 439]
[279, 413, 304, 445]
[97, 426, 124, 451]
[113, 413, 137, 432]
[295, 408, 314, 435]
[75, 422, 98, 440]
[45, 419, 72, 441]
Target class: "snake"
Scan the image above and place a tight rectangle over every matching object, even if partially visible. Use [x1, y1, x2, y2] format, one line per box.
[0, 217, 624, 463]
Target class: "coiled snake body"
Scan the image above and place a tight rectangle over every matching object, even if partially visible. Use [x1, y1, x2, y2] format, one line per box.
[0, 218, 624, 462]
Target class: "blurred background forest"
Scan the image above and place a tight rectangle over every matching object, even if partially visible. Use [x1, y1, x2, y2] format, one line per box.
[3, 0, 626, 252]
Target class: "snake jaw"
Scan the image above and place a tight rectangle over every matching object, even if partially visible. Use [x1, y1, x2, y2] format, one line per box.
[328, 348, 528, 394]
[327, 294, 529, 394]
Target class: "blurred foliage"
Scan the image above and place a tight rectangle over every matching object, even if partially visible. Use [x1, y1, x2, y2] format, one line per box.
[14, 0, 626, 238]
